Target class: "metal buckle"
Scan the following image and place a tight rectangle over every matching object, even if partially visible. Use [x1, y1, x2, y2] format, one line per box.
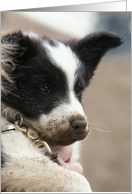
[2, 123, 15, 132]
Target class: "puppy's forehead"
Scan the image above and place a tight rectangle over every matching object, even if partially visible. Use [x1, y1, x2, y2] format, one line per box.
[43, 39, 81, 88]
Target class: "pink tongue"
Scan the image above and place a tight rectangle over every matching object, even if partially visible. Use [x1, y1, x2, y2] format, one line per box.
[58, 156, 83, 174]
[52, 145, 83, 174]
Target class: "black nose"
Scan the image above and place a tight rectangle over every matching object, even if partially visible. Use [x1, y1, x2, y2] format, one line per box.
[70, 119, 87, 135]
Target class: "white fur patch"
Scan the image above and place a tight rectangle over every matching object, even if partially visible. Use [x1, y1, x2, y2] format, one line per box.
[43, 40, 81, 91]
[42, 40, 85, 111]
[24, 31, 40, 40]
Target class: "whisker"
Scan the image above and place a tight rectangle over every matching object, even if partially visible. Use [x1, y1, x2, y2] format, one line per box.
[88, 119, 112, 133]
[87, 119, 113, 147]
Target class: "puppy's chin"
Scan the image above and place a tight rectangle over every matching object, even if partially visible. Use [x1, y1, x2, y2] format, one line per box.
[39, 128, 89, 146]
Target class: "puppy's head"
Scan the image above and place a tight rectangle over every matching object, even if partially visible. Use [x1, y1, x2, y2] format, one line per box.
[1, 31, 124, 146]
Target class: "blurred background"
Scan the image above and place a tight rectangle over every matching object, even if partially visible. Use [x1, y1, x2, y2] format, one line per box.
[1, 12, 131, 192]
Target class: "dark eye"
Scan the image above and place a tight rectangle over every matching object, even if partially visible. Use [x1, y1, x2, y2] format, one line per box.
[76, 87, 82, 97]
[38, 85, 50, 94]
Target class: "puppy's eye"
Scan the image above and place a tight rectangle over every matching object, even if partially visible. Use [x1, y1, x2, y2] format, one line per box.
[38, 85, 50, 94]
[76, 87, 82, 97]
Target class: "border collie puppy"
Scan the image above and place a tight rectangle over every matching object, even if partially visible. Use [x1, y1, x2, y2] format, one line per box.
[1, 30, 124, 192]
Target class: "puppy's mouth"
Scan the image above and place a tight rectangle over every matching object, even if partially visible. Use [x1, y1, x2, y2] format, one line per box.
[39, 132, 87, 174]
[39, 123, 89, 146]
[38, 120, 89, 174]
[41, 130, 88, 146]
[51, 144, 83, 174]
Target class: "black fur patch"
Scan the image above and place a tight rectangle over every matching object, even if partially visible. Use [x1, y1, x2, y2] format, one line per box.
[2, 32, 70, 118]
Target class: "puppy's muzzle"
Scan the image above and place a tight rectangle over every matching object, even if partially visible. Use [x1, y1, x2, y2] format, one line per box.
[39, 114, 88, 146]
[70, 119, 87, 135]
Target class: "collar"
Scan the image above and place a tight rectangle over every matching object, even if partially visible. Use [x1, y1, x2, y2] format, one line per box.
[2, 115, 60, 165]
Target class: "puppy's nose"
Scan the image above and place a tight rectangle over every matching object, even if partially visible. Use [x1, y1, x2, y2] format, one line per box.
[70, 119, 87, 135]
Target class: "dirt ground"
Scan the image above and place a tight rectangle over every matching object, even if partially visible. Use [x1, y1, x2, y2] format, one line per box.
[80, 55, 131, 192]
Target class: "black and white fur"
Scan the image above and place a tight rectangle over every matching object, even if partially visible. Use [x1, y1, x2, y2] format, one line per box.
[1, 30, 124, 192]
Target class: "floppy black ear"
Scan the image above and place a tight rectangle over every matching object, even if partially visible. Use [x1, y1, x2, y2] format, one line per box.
[1, 31, 37, 95]
[1, 31, 37, 62]
[67, 31, 124, 85]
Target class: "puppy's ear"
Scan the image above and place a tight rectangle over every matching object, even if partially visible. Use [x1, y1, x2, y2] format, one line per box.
[67, 31, 124, 85]
[1, 31, 37, 62]
[1, 31, 37, 95]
